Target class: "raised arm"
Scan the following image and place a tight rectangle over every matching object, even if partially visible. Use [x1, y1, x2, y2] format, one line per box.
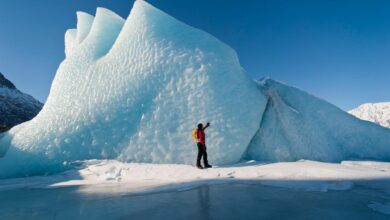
[203, 122, 210, 130]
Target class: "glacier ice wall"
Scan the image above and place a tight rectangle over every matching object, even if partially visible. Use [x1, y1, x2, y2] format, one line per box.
[0, 1, 266, 178]
[245, 78, 390, 162]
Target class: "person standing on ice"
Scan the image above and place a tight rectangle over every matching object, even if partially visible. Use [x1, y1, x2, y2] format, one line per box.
[193, 122, 212, 169]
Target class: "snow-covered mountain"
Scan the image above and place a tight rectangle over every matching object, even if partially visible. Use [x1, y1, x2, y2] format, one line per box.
[0, 1, 389, 179]
[349, 102, 390, 128]
[0, 72, 43, 132]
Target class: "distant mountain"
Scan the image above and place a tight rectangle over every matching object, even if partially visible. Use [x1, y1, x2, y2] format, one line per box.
[349, 102, 390, 128]
[0, 72, 43, 132]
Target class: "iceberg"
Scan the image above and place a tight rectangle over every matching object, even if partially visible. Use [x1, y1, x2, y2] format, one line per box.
[245, 78, 390, 162]
[0, 0, 389, 179]
[0, 1, 265, 178]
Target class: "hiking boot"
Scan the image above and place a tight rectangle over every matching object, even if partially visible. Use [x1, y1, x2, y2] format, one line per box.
[204, 164, 212, 168]
[196, 164, 204, 169]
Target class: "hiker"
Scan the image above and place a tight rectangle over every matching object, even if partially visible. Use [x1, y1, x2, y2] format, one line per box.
[192, 122, 212, 169]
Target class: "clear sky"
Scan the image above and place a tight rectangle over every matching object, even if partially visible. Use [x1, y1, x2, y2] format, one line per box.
[0, 0, 389, 110]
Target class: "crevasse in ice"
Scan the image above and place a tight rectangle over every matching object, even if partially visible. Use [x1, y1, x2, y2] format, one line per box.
[0, 0, 389, 179]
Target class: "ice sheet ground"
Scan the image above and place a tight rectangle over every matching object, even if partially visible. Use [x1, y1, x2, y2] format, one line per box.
[1, 160, 390, 219]
[1, 160, 390, 194]
[1, 183, 390, 220]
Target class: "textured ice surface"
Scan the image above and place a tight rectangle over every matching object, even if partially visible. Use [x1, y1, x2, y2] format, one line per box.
[0, 1, 265, 178]
[64, 12, 95, 57]
[245, 78, 390, 162]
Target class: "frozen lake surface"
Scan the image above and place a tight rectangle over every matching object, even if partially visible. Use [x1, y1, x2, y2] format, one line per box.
[1, 183, 389, 220]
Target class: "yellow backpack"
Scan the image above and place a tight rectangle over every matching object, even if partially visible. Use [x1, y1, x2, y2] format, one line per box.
[192, 129, 198, 142]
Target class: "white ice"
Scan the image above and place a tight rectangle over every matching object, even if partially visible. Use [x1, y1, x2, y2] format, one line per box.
[1, 160, 390, 218]
[245, 78, 390, 162]
[1, 160, 390, 194]
[2, 160, 390, 219]
[0, 1, 265, 178]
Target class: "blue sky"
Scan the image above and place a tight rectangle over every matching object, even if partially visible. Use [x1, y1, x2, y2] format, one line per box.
[0, 0, 389, 110]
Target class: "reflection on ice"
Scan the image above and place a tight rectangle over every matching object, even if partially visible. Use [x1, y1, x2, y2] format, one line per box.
[1, 183, 390, 220]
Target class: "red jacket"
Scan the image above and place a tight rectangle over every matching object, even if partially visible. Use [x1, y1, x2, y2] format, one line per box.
[197, 129, 206, 145]
[197, 124, 209, 145]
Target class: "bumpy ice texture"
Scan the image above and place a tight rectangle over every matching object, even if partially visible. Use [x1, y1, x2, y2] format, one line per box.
[245, 78, 390, 162]
[0, 1, 265, 178]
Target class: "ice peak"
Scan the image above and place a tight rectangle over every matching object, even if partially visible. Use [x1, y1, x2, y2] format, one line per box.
[132, 0, 162, 15]
[76, 11, 94, 43]
[66, 7, 125, 60]
[127, 0, 183, 29]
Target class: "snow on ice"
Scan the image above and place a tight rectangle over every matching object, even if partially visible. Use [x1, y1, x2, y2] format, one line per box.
[1, 160, 390, 194]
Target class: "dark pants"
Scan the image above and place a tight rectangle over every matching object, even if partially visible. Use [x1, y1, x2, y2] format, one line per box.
[197, 143, 209, 166]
